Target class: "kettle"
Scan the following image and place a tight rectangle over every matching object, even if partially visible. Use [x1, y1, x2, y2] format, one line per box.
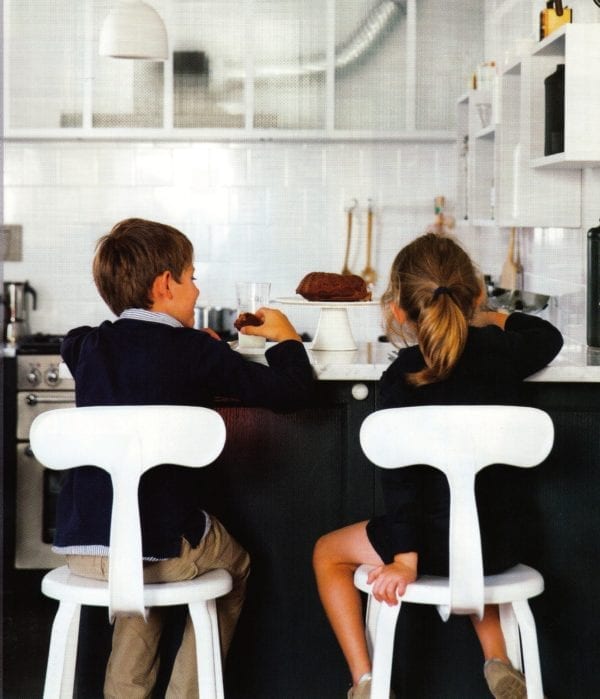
[2, 281, 37, 345]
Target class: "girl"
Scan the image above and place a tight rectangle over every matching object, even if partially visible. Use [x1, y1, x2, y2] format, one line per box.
[313, 232, 562, 699]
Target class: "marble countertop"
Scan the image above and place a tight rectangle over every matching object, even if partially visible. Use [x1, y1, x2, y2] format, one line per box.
[307, 341, 600, 382]
[7, 340, 600, 383]
[243, 340, 600, 383]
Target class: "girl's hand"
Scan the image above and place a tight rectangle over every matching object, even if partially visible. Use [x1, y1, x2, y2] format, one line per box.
[471, 309, 508, 329]
[366, 552, 418, 606]
[239, 307, 302, 343]
[200, 327, 222, 340]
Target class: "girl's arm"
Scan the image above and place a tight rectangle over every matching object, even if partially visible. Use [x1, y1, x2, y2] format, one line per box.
[471, 309, 509, 329]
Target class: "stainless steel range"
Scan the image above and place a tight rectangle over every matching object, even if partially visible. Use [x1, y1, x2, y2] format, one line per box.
[15, 335, 75, 568]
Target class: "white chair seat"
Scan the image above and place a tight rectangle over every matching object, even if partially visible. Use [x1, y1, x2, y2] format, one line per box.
[42, 565, 232, 609]
[355, 562, 544, 608]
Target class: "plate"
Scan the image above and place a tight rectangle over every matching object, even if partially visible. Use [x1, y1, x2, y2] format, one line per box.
[274, 296, 379, 351]
[275, 296, 379, 308]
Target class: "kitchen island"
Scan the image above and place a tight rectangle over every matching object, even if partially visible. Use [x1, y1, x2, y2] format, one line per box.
[3, 341, 600, 698]
[207, 341, 600, 699]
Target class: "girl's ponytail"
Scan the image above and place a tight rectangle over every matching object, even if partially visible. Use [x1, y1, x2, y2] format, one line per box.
[382, 233, 482, 386]
[407, 288, 468, 385]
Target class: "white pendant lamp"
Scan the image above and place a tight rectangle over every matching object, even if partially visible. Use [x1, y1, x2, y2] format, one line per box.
[99, 1, 168, 61]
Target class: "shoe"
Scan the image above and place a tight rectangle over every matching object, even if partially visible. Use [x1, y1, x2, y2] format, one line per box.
[347, 674, 396, 699]
[484, 659, 537, 699]
[347, 676, 371, 699]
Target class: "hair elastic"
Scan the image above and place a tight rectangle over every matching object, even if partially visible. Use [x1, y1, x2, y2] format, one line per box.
[432, 286, 453, 299]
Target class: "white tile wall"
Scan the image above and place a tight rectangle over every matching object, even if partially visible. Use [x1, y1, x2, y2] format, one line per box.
[3, 140, 596, 344]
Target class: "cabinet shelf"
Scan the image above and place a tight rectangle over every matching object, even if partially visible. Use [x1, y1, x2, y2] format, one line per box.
[2, 127, 456, 143]
[531, 153, 600, 170]
[475, 125, 495, 140]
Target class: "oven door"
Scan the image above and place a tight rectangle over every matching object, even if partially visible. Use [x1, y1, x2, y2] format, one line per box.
[15, 442, 67, 569]
[15, 389, 75, 569]
[16, 390, 76, 440]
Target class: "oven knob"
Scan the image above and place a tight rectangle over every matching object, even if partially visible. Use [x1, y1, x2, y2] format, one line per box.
[45, 367, 60, 386]
[26, 368, 42, 386]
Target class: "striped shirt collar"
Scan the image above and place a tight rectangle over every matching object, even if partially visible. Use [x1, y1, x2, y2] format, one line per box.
[119, 308, 183, 328]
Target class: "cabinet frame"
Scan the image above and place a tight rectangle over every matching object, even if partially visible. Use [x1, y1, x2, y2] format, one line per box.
[2, 0, 457, 143]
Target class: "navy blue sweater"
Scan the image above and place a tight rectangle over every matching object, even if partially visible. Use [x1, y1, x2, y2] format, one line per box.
[368, 312, 563, 575]
[55, 318, 314, 558]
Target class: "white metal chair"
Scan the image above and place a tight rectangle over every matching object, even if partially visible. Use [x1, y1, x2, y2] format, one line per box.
[354, 405, 554, 699]
[30, 405, 233, 699]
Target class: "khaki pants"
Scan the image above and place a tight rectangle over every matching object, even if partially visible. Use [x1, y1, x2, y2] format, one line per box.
[67, 516, 250, 699]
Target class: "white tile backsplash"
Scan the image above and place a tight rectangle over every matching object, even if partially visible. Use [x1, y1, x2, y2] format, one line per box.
[3, 140, 596, 345]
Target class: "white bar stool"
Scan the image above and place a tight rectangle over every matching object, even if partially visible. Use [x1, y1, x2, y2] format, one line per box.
[30, 405, 233, 699]
[354, 405, 554, 699]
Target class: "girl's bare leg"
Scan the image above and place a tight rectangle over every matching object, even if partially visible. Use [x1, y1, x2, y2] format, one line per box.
[313, 521, 384, 685]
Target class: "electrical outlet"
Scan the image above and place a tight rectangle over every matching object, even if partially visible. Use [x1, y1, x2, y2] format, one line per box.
[1, 224, 23, 261]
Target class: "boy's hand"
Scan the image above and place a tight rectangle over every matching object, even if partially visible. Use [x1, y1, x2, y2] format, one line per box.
[239, 307, 302, 343]
[366, 552, 418, 606]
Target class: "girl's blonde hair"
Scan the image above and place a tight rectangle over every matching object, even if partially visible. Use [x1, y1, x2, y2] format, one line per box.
[381, 232, 482, 386]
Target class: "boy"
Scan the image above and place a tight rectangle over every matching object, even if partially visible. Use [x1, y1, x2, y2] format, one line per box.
[54, 218, 314, 698]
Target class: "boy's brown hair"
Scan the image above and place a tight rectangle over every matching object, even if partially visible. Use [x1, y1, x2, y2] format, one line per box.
[381, 232, 482, 386]
[93, 218, 193, 315]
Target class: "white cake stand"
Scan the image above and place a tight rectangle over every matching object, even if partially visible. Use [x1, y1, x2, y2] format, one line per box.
[275, 297, 379, 351]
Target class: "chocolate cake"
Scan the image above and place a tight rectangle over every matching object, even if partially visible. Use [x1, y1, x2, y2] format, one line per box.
[296, 272, 371, 302]
[234, 312, 264, 331]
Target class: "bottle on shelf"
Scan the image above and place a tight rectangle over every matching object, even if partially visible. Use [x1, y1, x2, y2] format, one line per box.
[544, 64, 565, 156]
[587, 220, 600, 348]
[540, 2, 572, 41]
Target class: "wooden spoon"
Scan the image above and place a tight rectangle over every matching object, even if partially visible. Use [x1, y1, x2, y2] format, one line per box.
[342, 200, 357, 275]
[499, 227, 518, 289]
[361, 201, 377, 285]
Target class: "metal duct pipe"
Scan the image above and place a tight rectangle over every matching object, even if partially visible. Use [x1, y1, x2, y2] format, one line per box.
[218, 0, 406, 84]
[334, 0, 405, 71]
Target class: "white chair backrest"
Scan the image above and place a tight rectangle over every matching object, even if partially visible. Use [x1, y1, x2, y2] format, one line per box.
[359, 405, 554, 619]
[30, 405, 226, 620]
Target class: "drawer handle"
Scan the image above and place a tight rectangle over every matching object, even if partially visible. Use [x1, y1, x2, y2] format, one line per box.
[26, 393, 75, 406]
[351, 383, 369, 401]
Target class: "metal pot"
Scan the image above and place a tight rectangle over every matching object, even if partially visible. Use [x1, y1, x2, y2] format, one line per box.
[488, 288, 550, 314]
[194, 306, 237, 339]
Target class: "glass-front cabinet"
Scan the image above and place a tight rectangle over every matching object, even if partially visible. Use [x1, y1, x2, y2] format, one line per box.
[3, 0, 483, 141]
[5, 0, 86, 130]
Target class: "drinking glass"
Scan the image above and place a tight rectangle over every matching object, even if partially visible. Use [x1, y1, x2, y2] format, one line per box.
[235, 282, 271, 348]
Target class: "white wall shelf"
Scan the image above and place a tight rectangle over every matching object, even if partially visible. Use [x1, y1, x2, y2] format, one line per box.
[456, 17, 596, 228]
[529, 24, 600, 168]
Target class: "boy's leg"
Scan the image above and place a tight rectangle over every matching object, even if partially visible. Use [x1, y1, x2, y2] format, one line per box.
[142, 517, 250, 699]
[66, 555, 164, 699]
[312, 521, 384, 686]
[104, 610, 164, 699]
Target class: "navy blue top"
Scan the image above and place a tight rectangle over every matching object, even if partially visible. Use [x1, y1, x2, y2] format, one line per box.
[55, 318, 314, 558]
[367, 312, 563, 575]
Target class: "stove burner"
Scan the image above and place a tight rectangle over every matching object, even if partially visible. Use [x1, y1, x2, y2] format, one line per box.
[17, 333, 65, 355]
